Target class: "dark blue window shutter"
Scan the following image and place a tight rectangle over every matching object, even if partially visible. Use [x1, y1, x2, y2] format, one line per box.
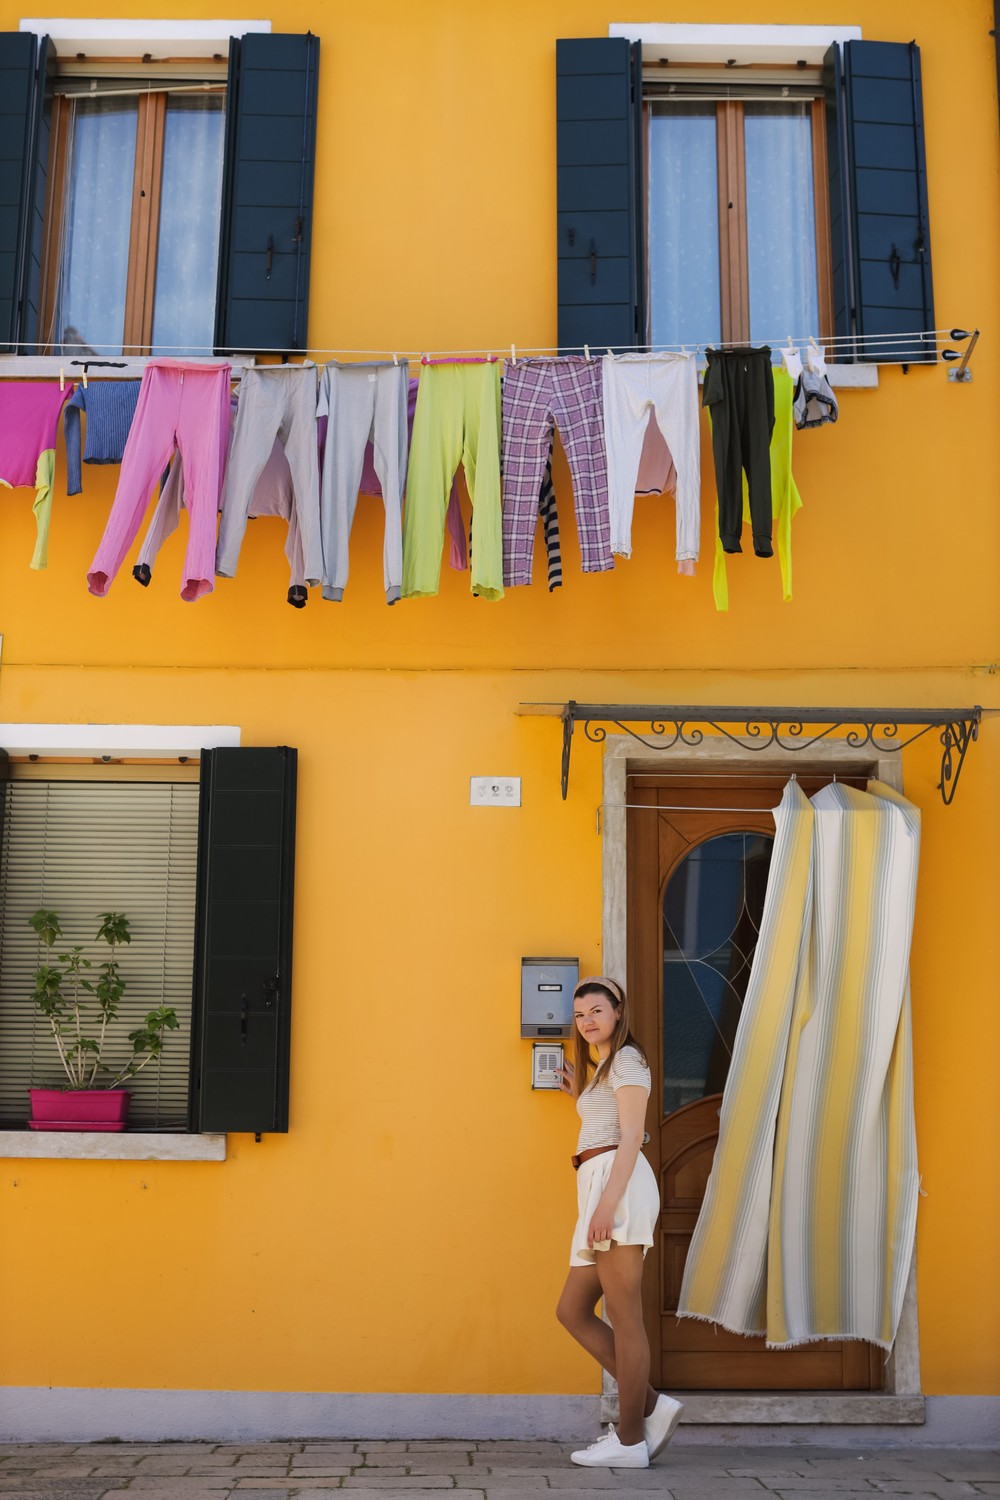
[825, 40, 935, 363]
[214, 33, 319, 355]
[0, 32, 51, 352]
[557, 38, 644, 353]
[190, 747, 297, 1135]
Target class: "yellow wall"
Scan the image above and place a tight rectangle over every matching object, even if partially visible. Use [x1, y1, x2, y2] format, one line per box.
[0, 0, 997, 1404]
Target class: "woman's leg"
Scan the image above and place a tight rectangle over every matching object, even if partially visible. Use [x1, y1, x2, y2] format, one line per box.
[556, 1263, 658, 1426]
[595, 1244, 651, 1447]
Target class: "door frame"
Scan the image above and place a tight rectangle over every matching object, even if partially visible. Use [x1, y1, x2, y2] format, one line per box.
[598, 731, 924, 1427]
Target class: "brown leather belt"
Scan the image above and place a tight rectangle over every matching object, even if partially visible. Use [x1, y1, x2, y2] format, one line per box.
[571, 1144, 617, 1171]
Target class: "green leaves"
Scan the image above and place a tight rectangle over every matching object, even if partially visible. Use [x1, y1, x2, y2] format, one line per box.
[27, 908, 177, 1090]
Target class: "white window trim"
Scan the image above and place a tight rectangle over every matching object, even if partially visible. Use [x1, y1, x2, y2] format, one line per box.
[609, 22, 862, 65]
[0, 720, 239, 1160]
[19, 17, 271, 57]
[0, 723, 239, 758]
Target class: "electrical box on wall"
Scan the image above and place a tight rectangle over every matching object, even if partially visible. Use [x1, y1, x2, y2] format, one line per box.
[532, 1042, 564, 1090]
[521, 956, 578, 1038]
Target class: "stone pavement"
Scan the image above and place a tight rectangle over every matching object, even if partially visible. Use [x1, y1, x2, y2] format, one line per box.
[0, 1442, 997, 1500]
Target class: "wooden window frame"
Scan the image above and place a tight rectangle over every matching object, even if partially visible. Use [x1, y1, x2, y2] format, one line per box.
[645, 92, 835, 347]
[39, 71, 225, 357]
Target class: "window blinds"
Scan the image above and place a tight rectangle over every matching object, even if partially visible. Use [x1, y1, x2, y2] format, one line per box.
[0, 779, 199, 1129]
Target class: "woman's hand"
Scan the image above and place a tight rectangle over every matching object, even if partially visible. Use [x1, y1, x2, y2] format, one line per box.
[587, 1194, 618, 1248]
[556, 1059, 576, 1095]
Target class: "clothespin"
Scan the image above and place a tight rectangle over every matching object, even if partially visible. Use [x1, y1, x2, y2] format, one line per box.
[420, 353, 428, 365]
[510, 343, 516, 365]
[806, 340, 827, 377]
[607, 347, 614, 359]
[392, 352, 399, 366]
[82, 363, 88, 390]
[781, 338, 803, 380]
[58, 367, 65, 393]
[584, 344, 591, 362]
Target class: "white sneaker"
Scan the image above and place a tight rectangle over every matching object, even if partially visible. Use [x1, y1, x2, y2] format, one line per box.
[570, 1424, 650, 1468]
[644, 1392, 684, 1459]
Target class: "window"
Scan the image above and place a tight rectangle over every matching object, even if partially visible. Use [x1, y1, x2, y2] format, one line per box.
[645, 78, 834, 349]
[40, 65, 227, 356]
[0, 768, 199, 1127]
[555, 35, 936, 364]
[0, 29, 319, 359]
[0, 744, 297, 1138]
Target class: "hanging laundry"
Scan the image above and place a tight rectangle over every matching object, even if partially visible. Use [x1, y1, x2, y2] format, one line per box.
[357, 376, 467, 573]
[712, 367, 802, 612]
[635, 410, 677, 498]
[216, 364, 323, 591]
[63, 380, 141, 495]
[703, 346, 775, 557]
[0, 381, 73, 568]
[133, 429, 308, 606]
[634, 414, 694, 576]
[794, 344, 839, 429]
[502, 357, 611, 587]
[602, 352, 700, 573]
[403, 361, 503, 600]
[538, 445, 562, 591]
[87, 359, 230, 600]
[317, 361, 409, 604]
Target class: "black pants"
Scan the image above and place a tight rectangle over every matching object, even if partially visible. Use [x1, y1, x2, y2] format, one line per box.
[703, 347, 775, 556]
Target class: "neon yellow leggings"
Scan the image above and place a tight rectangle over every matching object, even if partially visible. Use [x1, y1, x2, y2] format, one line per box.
[402, 362, 503, 601]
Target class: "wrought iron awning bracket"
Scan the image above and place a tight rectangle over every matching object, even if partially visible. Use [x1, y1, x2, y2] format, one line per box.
[555, 703, 983, 805]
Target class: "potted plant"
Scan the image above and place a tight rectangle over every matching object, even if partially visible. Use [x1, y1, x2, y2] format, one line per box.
[27, 908, 179, 1131]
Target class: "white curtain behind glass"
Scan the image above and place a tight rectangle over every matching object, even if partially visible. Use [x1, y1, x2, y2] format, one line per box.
[744, 103, 819, 343]
[151, 96, 225, 356]
[54, 98, 137, 354]
[648, 104, 721, 350]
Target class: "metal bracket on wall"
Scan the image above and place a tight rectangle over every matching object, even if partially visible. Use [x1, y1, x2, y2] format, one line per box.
[943, 327, 979, 382]
[540, 703, 984, 806]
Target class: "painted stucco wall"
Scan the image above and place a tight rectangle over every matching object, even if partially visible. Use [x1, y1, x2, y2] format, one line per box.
[0, 0, 996, 1407]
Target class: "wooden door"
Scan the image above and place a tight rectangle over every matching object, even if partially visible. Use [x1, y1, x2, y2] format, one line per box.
[628, 774, 882, 1392]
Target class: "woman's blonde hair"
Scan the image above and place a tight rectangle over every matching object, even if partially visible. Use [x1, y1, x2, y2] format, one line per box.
[571, 976, 648, 1097]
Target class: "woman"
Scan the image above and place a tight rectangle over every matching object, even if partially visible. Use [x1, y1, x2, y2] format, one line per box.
[556, 975, 683, 1468]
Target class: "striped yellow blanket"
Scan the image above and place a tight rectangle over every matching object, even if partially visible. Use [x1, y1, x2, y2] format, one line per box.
[677, 779, 920, 1350]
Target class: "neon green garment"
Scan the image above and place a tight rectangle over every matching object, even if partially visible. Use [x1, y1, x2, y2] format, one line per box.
[712, 367, 802, 612]
[402, 362, 503, 601]
[0, 448, 58, 570]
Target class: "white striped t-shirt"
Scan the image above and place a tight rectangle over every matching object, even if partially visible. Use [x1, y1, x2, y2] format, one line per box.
[576, 1045, 651, 1153]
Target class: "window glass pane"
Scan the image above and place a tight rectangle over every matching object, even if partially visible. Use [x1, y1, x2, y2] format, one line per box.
[648, 103, 721, 349]
[744, 102, 819, 346]
[151, 94, 226, 356]
[54, 97, 137, 356]
[662, 831, 773, 1116]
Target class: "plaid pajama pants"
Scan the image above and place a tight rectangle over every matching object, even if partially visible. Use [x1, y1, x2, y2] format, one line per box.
[501, 358, 612, 586]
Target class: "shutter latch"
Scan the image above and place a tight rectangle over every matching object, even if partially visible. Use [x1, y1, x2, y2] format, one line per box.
[888, 244, 902, 290]
[262, 975, 279, 1009]
[265, 235, 273, 280]
[589, 240, 597, 286]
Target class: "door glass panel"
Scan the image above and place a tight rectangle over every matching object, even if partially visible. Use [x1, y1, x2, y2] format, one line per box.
[648, 103, 721, 349]
[744, 102, 819, 345]
[53, 96, 138, 355]
[662, 831, 773, 1116]
[151, 94, 226, 355]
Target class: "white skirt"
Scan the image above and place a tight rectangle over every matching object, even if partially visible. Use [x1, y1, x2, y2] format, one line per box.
[569, 1149, 660, 1267]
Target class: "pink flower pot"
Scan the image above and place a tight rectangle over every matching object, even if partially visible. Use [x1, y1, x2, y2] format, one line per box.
[28, 1088, 131, 1131]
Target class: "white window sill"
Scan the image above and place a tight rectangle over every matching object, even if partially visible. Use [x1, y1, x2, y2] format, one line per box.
[827, 363, 879, 388]
[0, 1131, 226, 1160]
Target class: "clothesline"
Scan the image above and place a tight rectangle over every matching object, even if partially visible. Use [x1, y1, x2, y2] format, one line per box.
[0, 327, 968, 366]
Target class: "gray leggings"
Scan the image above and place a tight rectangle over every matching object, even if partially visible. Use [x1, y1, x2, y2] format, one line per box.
[215, 365, 323, 585]
[318, 361, 409, 604]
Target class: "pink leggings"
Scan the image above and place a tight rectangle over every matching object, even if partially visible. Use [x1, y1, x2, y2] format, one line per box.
[87, 359, 230, 601]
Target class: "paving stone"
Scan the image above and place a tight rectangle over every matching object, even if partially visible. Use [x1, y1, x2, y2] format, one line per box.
[342, 1480, 456, 1490]
[870, 1484, 983, 1497]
